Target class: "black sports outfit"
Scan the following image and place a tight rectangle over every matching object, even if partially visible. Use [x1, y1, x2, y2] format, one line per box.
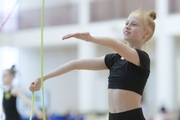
[2, 88, 21, 120]
[105, 49, 150, 120]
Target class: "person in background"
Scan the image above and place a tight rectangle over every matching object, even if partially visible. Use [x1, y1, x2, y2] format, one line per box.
[1, 65, 43, 120]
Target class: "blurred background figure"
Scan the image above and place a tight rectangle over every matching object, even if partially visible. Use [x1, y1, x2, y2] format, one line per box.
[153, 106, 174, 120]
[1, 65, 43, 120]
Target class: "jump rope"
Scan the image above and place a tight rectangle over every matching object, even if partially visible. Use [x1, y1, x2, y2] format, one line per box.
[0, 0, 46, 120]
[30, 0, 46, 119]
[0, 0, 19, 31]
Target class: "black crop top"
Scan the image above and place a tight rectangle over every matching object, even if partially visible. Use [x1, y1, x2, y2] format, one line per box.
[105, 49, 150, 95]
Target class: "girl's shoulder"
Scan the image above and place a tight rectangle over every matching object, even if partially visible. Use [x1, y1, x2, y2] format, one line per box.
[11, 87, 22, 96]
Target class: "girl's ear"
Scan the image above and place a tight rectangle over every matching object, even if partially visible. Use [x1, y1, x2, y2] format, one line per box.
[143, 30, 151, 40]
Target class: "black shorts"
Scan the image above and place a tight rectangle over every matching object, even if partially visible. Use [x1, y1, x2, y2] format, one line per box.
[109, 108, 146, 120]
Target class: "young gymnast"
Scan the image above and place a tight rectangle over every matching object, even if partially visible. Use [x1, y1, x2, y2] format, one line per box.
[1, 65, 43, 120]
[29, 9, 156, 120]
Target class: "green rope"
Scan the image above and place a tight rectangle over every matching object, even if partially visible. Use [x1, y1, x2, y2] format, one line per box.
[40, 0, 46, 119]
[29, 0, 46, 120]
[29, 92, 34, 120]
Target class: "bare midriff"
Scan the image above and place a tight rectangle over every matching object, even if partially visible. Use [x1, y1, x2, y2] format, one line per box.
[108, 89, 142, 113]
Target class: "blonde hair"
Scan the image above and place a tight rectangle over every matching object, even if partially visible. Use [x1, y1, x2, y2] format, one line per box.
[131, 10, 156, 42]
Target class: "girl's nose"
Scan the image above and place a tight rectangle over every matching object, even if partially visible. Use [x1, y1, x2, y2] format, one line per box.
[126, 24, 130, 29]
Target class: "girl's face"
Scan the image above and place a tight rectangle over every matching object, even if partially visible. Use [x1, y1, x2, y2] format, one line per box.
[123, 14, 147, 44]
[2, 71, 13, 85]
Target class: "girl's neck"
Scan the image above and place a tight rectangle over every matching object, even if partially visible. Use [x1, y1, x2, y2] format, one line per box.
[4, 84, 13, 90]
[127, 42, 142, 50]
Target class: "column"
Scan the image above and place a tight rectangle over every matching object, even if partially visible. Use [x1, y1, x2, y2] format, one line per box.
[78, 0, 90, 26]
[77, 42, 97, 112]
[155, 0, 176, 110]
[77, 0, 97, 113]
[155, 36, 176, 110]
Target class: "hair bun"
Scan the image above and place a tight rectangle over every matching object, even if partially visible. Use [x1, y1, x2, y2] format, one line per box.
[11, 65, 16, 70]
[148, 11, 156, 20]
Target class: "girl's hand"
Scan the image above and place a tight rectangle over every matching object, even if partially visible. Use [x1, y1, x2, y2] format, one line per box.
[62, 32, 91, 41]
[29, 78, 41, 92]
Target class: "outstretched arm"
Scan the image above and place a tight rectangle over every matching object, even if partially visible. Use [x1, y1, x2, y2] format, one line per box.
[44, 56, 106, 80]
[29, 56, 107, 92]
[63, 32, 140, 66]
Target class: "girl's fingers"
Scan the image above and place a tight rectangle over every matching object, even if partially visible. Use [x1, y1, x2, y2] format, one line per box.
[62, 32, 88, 40]
[62, 34, 73, 40]
[29, 87, 33, 92]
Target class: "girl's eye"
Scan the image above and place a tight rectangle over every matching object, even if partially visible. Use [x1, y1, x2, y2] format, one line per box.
[132, 23, 137, 26]
[125, 23, 129, 25]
